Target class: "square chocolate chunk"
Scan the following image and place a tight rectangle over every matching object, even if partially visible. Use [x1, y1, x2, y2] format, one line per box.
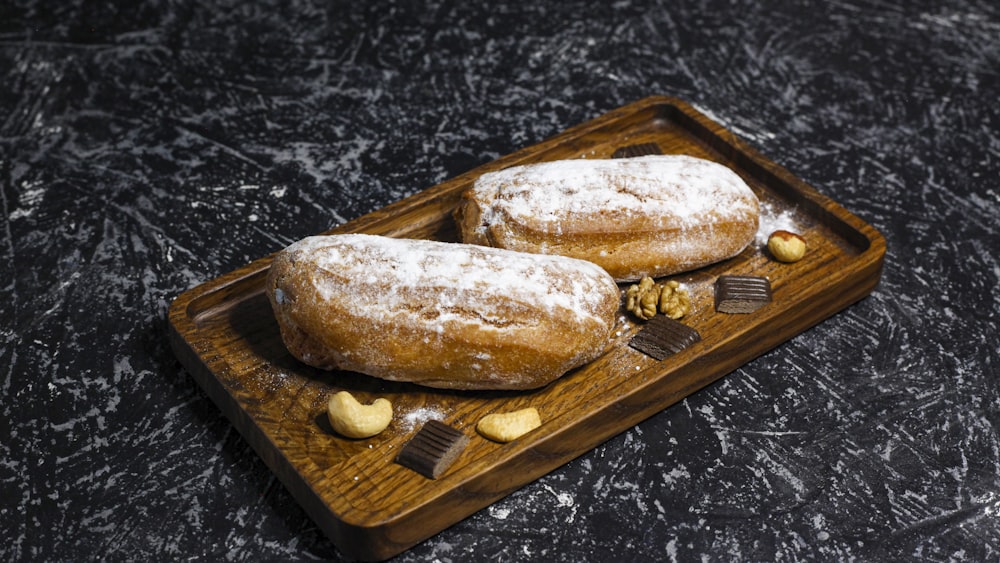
[714, 275, 772, 314]
[611, 142, 663, 158]
[629, 316, 702, 360]
[396, 420, 469, 479]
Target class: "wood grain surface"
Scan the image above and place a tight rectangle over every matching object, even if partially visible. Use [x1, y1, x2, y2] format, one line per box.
[168, 96, 886, 561]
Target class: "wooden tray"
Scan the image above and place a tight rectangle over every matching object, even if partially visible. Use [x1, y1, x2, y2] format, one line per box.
[168, 96, 885, 561]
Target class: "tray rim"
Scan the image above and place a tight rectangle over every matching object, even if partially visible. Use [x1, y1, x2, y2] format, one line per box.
[168, 95, 887, 560]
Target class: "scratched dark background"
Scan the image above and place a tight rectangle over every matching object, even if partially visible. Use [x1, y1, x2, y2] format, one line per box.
[3, 0, 999, 560]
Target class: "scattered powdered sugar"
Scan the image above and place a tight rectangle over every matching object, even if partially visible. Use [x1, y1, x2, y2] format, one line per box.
[399, 406, 445, 431]
[756, 200, 803, 246]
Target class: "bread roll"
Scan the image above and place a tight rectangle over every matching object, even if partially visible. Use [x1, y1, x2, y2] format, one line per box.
[454, 154, 760, 281]
[266, 234, 620, 390]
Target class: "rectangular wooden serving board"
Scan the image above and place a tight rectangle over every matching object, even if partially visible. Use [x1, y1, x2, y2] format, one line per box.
[168, 96, 886, 561]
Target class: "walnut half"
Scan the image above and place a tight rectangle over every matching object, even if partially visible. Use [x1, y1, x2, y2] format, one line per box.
[659, 280, 691, 320]
[626, 277, 690, 321]
[625, 277, 660, 320]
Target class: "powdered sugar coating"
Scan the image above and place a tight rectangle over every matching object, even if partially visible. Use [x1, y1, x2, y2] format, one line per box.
[286, 234, 615, 328]
[470, 154, 758, 235]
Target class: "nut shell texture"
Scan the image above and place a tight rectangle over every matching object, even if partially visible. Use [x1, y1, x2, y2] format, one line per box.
[767, 230, 807, 262]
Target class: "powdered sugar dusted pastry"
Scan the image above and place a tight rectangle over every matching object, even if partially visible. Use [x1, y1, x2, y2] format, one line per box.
[266, 234, 620, 390]
[454, 155, 760, 281]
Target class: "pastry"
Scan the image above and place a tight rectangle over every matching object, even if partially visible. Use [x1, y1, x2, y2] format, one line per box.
[266, 234, 620, 390]
[454, 154, 759, 281]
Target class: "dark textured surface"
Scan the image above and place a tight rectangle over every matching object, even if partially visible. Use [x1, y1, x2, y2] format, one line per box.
[3, 1, 999, 560]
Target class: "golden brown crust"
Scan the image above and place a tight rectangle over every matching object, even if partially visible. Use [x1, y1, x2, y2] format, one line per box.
[455, 155, 760, 281]
[266, 234, 620, 390]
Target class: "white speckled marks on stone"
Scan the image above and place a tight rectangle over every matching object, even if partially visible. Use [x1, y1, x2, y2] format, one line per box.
[4, 0, 1000, 560]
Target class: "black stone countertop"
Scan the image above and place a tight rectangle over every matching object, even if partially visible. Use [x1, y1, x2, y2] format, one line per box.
[3, 1, 999, 561]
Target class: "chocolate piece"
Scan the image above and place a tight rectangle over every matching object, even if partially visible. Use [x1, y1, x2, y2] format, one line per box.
[714, 275, 772, 313]
[395, 420, 469, 479]
[629, 316, 701, 360]
[611, 142, 663, 158]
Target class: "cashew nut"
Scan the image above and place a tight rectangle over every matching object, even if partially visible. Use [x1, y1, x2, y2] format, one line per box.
[327, 391, 393, 439]
[476, 407, 541, 443]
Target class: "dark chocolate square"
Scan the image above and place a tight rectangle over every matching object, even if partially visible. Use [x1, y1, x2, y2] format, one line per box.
[611, 142, 663, 158]
[629, 316, 702, 360]
[395, 420, 469, 479]
[714, 275, 772, 314]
